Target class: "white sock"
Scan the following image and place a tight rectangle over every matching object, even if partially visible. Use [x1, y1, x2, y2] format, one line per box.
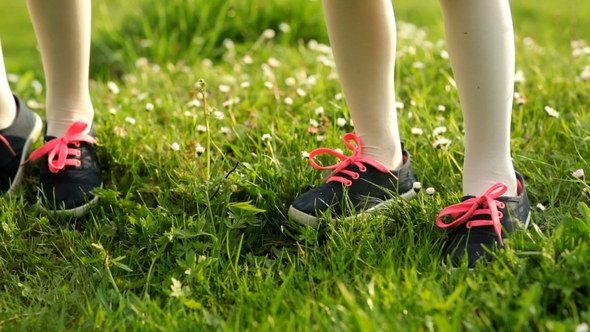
[440, 0, 517, 197]
[27, 0, 94, 137]
[0, 41, 17, 130]
[323, 0, 402, 170]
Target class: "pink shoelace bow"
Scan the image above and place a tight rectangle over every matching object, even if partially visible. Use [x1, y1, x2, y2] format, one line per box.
[24, 121, 95, 173]
[436, 182, 508, 246]
[309, 133, 393, 187]
[0, 134, 16, 156]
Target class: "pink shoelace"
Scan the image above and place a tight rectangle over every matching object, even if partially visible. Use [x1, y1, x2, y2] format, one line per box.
[309, 133, 393, 187]
[24, 121, 95, 173]
[0, 134, 16, 156]
[436, 182, 508, 246]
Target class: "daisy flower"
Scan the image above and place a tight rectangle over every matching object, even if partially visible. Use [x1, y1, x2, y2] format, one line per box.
[573, 168, 585, 179]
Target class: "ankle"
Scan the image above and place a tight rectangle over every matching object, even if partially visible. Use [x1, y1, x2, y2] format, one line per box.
[360, 146, 403, 170]
[463, 171, 517, 197]
[0, 96, 18, 130]
[46, 118, 94, 137]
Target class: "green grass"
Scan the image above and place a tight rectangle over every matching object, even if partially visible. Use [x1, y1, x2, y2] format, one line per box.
[0, 1, 37, 74]
[2, 0, 590, 330]
[0, 0, 128, 75]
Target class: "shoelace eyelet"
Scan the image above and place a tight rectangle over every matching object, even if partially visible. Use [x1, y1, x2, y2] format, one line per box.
[308, 133, 393, 186]
[24, 120, 95, 173]
[435, 182, 511, 246]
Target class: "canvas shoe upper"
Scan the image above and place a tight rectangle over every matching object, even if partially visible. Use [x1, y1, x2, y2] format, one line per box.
[436, 172, 531, 267]
[0, 96, 42, 193]
[289, 133, 419, 227]
[25, 120, 102, 217]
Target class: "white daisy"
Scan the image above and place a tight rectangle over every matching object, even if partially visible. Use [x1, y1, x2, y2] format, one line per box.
[573, 168, 585, 179]
[544, 106, 559, 118]
[261, 133, 272, 142]
[279, 22, 291, 33]
[107, 81, 120, 94]
[411, 128, 423, 136]
[432, 126, 447, 136]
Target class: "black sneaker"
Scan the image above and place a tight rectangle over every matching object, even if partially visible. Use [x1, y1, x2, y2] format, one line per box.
[0, 96, 43, 194]
[289, 133, 419, 227]
[26, 120, 102, 217]
[436, 172, 531, 268]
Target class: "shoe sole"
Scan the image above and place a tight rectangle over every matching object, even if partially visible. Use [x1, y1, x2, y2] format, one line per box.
[8, 113, 43, 194]
[289, 185, 420, 228]
[39, 182, 103, 218]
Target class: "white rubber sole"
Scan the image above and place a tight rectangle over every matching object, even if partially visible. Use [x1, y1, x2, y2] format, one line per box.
[39, 182, 103, 218]
[7, 113, 43, 194]
[523, 211, 532, 229]
[289, 184, 420, 228]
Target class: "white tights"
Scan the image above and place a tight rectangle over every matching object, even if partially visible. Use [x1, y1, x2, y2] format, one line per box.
[322, 0, 517, 196]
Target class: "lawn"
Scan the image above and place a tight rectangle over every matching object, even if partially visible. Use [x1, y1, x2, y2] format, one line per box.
[1, 0, 590, 330]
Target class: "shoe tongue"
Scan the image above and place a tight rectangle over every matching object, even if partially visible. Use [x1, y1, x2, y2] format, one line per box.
[459, 195, 491, 207]
[460, 195, 475, 202]
[335, 162, 370, 176]
[456, 195, 496, 221]
[460, 194, 510, 204]
[41, 124, 96, 144]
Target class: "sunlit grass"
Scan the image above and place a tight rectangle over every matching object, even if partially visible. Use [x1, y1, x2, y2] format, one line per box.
[1, 0, 590, 330]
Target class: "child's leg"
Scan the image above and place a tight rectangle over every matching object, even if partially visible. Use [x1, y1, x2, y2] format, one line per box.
[0, 41, 43, 194]
[440, 0, 517, 196]
[289, 0, 419, 226]
[27, 0, 94, 137]
[0, 43, 17, 129]
[25, 0, 101, 216]
[437, 0, 531, 267]
[323, 0, 402, 170]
